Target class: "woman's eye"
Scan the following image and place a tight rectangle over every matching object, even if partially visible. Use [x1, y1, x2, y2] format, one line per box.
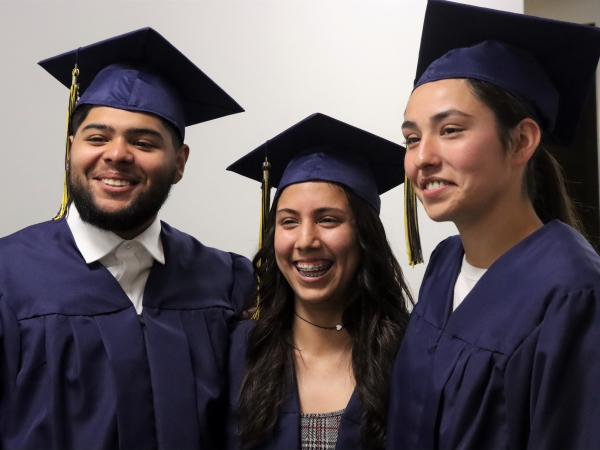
[279, 218, 298, 226]
[319, 217, 341, 225]
[442, 126, 462, 136]
[404, 136, 420, 146]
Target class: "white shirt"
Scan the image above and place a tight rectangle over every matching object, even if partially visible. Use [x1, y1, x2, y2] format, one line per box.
[453, 255, 487, 311]
[66, 205, 165, 314]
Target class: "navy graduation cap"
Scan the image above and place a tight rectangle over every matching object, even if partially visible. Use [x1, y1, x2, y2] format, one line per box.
[414, 0, 600, 147]
[39, 27, 244, 219]
[226, 113, 418, 261]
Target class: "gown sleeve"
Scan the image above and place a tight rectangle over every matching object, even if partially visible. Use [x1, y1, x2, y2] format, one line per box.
[0, 293, 22, 442]
[506, 287, 600, 449]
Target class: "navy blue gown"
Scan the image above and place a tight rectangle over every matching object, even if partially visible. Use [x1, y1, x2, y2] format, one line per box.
[0, 218, 254, 450]
[227, 320, 365, 449]
[386, 220, 600, 450]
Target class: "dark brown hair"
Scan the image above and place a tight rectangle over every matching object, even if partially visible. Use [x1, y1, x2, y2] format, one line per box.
[238, 184, 413, 449]
[466, 78, 583, 233]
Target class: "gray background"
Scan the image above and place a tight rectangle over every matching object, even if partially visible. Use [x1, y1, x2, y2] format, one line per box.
[3, 0, 588, 297]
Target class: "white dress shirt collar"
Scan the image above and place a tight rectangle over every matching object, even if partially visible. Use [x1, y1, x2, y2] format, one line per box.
[66, 204, 165, 265]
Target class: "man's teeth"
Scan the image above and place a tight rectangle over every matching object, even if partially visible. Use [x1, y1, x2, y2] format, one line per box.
[102, 178, 132, 187]
[295, 262, 332, 277]
[426, 180, 447, 190]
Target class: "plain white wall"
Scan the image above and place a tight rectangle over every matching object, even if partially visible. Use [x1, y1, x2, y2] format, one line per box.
[0, 0, 522, 297]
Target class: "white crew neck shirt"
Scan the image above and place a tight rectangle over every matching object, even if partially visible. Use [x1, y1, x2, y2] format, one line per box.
[453, 255, 487, 311]
[66, 204, 165, 314]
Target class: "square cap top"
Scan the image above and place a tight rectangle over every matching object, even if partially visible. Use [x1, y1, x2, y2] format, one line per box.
[414, 0, 600, 146]
[227, 113, 405, 212]
[39, 27, 244, 139]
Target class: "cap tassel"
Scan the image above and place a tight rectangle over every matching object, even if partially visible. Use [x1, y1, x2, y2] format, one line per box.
[259, 157, 271, 249]
[53, 64, 80, 220]
[404, 174, 423, 266]
[252, 157, 271, 320]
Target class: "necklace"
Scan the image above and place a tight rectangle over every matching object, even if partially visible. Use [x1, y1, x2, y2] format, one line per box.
[294, 311, 344, 331]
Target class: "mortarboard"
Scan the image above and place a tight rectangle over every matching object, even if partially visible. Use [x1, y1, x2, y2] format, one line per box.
[414, 0, 600, 147]
[39, 27, 244, 219]
[403, 0, 600, 264]
[226, 113, 421, 264]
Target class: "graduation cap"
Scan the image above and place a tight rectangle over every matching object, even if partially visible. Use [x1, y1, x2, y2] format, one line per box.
[404, 0, 600, 263]
[39, 27, 244, 219]
[227, 113, 422, 264]
[414, 0, 600, 147]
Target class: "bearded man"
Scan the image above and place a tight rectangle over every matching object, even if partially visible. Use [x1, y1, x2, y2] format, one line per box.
[0, 28, 253, 450]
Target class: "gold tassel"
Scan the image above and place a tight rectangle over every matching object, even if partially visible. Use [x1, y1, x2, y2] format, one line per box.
[252, 157, 271, 320]
[53, 64, 80, 220]
[258, 157, 271, 249]
[404, 173, 423, 266]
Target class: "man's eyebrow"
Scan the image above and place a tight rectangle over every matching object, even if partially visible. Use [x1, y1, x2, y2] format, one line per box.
[81, 123, 115, 133]
[127, 127, 165, 141]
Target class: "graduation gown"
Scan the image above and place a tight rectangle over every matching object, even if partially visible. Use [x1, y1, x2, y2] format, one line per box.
[386, 220, 600, 450]
[226, 320, 365, 450]
[0, 218, 254, 450]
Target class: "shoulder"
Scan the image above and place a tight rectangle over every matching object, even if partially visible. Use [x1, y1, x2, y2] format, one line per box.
[0, 219, 75, 276]
[0, 219, 67, 251]
[147, 223, 254, 313]
[524, 221, 600, 292]
[160, 221, 253, 277]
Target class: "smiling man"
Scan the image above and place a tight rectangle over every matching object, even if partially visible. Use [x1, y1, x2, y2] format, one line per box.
[0, 28, 253, 449]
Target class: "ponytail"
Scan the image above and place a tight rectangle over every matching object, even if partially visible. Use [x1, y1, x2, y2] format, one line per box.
[466, 78, 584, 234]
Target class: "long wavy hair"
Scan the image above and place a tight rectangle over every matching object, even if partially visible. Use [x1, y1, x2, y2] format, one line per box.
[466, 79, 583, 234]
[237, 183, 413, 449]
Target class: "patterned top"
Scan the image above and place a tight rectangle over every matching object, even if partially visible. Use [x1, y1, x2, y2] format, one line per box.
[300, 409, 345, 450]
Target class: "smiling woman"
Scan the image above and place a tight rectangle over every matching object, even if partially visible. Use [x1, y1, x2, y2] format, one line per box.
[226, 113, 413, 450]
[386, 1, 600, 449]
[274, 182, 361, 311]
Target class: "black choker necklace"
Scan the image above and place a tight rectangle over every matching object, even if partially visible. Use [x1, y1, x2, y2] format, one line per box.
[294, 311, 344, 331]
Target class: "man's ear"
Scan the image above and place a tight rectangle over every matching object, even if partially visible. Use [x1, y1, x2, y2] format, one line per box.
[173, 144, 190, 184]
[510, 118, 541, 167]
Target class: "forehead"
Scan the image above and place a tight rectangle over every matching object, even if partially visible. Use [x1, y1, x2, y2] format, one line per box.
[404, 78, 487, 119]
[408, 79, 469, 110]
[277, 182, 350, 209]
[80, 106, 170, 132]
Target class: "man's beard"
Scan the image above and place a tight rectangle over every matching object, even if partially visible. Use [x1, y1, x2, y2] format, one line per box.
[67, 166, 176, 233]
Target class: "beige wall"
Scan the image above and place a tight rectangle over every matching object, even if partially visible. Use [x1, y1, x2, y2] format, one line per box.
[525, 0, 600, 190]
[0, 0, 522, 297]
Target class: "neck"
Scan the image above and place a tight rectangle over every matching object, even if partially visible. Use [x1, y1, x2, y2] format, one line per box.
[293, 303, 351, 356]
[113, 215, 157, 240]
[456, 196, 543, 269]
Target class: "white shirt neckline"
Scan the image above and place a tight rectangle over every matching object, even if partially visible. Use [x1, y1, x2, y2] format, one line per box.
[453, 255, 487, 311]
[66, 204, 165, 265]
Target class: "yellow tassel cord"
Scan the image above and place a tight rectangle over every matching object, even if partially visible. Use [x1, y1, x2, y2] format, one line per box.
[53, 65, 80, 220]
[258, 158, 272, 250]
[251, 157, 271, 320]
[404, 173, 423, 266]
